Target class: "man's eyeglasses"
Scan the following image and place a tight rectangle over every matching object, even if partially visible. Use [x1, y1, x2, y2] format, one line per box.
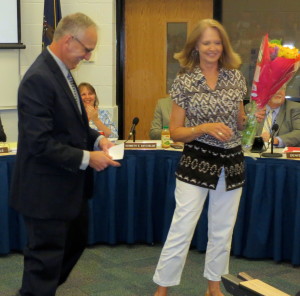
[72, 36, 93, 54]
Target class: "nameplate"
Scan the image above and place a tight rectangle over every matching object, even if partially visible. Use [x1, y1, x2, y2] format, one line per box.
[124, 142, 157, 149]
[286, 152, 300, 159]
[0, 147, 9, 153]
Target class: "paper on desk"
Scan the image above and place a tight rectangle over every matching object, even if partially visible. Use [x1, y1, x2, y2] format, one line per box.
[108, 143, 124, 160]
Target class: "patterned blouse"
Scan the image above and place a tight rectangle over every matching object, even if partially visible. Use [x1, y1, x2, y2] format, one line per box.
[170, 67, 247, 191]
[170, 66, 247, 149]
[89, 109, 119, 139]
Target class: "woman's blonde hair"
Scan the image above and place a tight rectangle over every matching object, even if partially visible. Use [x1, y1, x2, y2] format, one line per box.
[174, 19, 241, 73]
[78, 82, 99, 108]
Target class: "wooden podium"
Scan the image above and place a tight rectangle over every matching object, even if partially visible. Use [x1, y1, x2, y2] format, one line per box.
[222, 273, 291, 296]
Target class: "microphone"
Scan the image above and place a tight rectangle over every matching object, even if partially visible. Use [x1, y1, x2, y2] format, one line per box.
[270, 123, 279, 139]
[261, 123, 282, 158]
[127, 117, 139, 142]
[129, 117, 139, 136]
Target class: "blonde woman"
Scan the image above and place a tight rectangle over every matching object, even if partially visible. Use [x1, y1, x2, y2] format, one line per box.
[153, 19, 264, 296]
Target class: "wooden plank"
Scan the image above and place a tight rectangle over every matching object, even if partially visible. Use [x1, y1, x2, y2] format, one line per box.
[240, 279, 291, 296]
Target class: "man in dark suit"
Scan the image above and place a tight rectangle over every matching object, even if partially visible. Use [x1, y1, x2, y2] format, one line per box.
[10, 13, 120, 296]
[245, 86, 300, 147]
[0, 115, 6, 142]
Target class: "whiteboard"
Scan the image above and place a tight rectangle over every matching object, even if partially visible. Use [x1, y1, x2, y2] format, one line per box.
[0, 50, 19, 109]
[0, 0, 18, 43]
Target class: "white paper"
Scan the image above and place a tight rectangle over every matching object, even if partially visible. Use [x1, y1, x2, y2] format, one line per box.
[108, 143, 124, 160]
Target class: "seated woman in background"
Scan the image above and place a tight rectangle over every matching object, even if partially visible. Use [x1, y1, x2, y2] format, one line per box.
[78, 82, 118, 138]
[0, 116, 7, 142]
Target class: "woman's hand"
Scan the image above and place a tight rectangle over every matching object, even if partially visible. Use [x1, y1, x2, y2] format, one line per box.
[200, 122, 233, 142]
[170, 103, 231, 143]
[254, 107, 266, 123]
[85, 105, 99, 122]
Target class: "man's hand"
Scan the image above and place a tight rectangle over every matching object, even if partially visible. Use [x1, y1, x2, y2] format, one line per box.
[89, 151, 120, 171]
[261, 131, 270, 143]
[99, 137, 115, 153]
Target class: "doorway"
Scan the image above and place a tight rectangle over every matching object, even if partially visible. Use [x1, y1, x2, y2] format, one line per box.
[116, 0, 222, 140]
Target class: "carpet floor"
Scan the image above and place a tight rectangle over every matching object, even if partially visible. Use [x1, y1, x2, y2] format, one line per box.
[0, 244, 299, 296]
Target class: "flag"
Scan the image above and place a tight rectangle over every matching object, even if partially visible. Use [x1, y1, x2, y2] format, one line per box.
[42, 0, 62, 50]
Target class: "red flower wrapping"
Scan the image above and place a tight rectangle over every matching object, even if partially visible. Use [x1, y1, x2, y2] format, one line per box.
[250, 34, 300, 108]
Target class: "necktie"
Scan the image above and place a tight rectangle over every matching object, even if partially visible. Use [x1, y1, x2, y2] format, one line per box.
[262, 110, 274, 134]
[67, 72, 82, 113]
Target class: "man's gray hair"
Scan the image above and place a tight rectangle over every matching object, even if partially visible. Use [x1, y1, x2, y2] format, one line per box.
[53, 12, 97, 41]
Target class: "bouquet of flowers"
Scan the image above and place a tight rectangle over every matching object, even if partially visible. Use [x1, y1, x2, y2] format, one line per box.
[241, 34, 300, 151]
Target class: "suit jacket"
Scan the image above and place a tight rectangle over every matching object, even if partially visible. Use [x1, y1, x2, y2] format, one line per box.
[245, 100, 300, 147]
[149, 97, 172, 140]
[10, 49, 100, 221]
[0, 116, 6, 142]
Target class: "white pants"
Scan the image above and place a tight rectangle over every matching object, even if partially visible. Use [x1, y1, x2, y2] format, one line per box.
[153, 170, 242, 286]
